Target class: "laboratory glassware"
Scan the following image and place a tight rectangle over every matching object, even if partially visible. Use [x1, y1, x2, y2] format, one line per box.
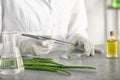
[0, 32, 24, 75]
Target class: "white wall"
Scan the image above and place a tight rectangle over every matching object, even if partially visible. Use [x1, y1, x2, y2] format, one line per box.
[85, 0, 105, 45]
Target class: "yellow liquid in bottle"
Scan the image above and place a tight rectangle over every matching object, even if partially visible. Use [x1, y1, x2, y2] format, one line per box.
[106, 39, 118, 58]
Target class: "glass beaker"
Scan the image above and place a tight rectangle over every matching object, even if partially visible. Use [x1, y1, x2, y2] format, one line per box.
[0, 32, 24, 75]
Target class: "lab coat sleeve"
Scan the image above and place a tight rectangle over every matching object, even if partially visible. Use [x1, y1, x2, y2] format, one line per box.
[67, 0, 88, 38]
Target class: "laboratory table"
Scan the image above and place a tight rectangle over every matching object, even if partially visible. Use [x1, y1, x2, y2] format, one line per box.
[0, 45, 120, 80]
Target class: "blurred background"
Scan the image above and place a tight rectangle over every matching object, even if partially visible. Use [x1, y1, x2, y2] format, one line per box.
[85, 0, 105, 45]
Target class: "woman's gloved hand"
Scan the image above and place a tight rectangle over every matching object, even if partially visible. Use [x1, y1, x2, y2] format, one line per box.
[19, 38, 54, 56]
[67, 34, 103, 56]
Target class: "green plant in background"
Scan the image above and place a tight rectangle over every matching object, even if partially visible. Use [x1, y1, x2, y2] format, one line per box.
[23, 58, 96, 75]
[112, 0, 120, 8]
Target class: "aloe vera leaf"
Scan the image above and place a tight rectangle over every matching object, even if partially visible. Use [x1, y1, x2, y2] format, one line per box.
[25, 65, 71, 75]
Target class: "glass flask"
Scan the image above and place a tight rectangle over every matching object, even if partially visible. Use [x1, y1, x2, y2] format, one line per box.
[0, 32, 24, 75]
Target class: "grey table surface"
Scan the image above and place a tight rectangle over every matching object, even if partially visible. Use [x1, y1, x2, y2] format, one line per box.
[0, 45, 120, 80]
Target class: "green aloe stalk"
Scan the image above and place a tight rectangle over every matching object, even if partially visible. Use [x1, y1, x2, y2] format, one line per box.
[24, 65, 71, 75]
[23, 58, 96, 75]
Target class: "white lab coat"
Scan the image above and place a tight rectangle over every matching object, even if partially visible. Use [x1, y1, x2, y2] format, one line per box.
[0, 0, 88, 41]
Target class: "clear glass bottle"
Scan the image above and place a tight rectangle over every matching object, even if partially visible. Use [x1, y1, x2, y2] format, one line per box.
[112, 0, 120, 8]
[0, 32, 24, 75]
[106, 31, 118, 58]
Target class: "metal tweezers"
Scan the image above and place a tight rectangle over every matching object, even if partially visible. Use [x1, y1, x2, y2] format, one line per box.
[22, 33, 75, 46]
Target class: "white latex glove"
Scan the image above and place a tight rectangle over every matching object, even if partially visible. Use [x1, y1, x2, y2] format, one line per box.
[67, 34, 103, 56]
[19, 38, 54, 56]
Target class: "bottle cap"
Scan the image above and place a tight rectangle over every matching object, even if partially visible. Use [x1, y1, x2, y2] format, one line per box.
[110, 31, 114, 36]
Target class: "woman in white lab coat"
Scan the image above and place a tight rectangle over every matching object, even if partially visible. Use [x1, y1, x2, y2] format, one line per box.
[0, 0, 97, 56]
